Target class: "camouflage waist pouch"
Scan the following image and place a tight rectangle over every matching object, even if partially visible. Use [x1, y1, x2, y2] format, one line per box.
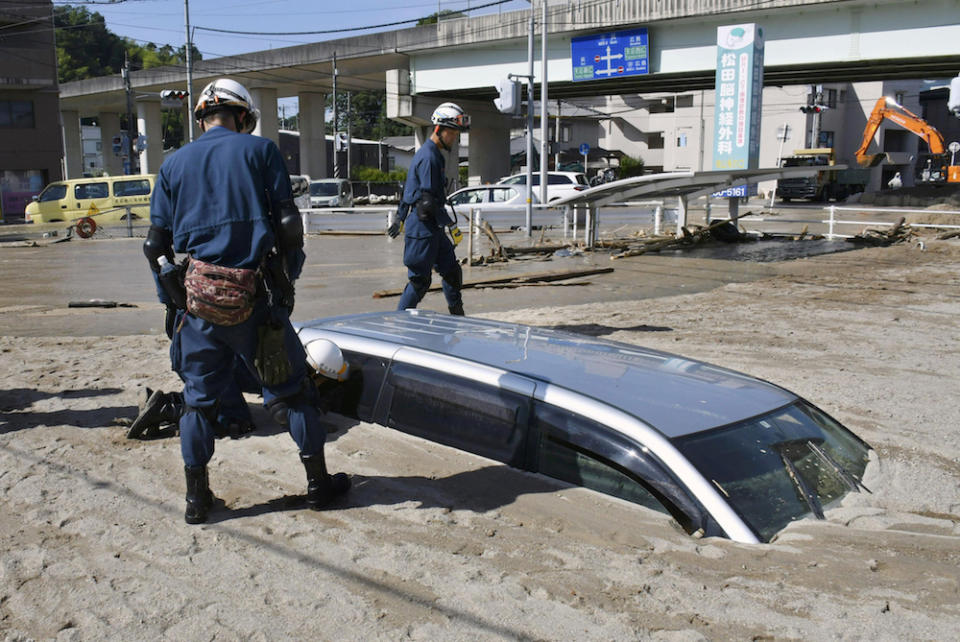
[184, 258, 259, 326]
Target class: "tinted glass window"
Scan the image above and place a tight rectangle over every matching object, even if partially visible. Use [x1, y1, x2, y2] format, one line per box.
[502, 175, 525, 185]
[451, 189, 484, 205]
[547, 174, 573, 185]
[75, 182, 108, 199]
[383, 362, 530, 466]
[113, 179, 150, 197]
[340, 350, 388, 423]
[39, 184, 67, 202]
[0, 101, 34, 128]
[532, 402, 672, 514]
[490, 188, 516, 203]
[674, 401, 871, 541]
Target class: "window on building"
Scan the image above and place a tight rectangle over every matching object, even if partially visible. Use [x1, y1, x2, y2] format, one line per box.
[895, 91, 906, 105]
[0, 101, 35, 128]
[647, 132, 664, 150]
[676, 132, 688, 148]
[823, 89, 838, 108]
[560, 125, 571, 143]
[675, 95, 694, 109]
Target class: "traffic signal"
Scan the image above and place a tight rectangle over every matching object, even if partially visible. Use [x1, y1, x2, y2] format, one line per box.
[111, 135, 123, 155]
[160, 89, 189, 108]
[494, 77, 521, 115]
[334, 131, 348, 152]
[799, 104, 829, 114]
[135, 135, 147, 152]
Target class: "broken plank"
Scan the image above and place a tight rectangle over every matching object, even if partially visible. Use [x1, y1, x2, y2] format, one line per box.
[372, 267, 614, 298]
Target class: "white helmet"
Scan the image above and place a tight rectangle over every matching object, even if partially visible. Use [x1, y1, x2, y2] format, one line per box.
[193, 78, 260, 133]
[304, 338, 350, 382]
[431, 102, 470, 131]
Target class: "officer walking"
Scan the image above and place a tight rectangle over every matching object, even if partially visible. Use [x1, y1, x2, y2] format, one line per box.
[387, 102, 469, 314]
[144, 78, 349, 524]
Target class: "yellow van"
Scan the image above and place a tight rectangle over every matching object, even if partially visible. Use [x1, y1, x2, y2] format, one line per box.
[25, 175, 156, 224]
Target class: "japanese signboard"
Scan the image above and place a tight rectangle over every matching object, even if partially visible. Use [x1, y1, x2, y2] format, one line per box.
[571, 28, 649, 82]
[712, 24, 764, 182]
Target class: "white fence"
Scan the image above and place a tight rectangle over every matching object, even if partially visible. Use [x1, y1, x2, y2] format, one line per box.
[740, 206, 960, 240]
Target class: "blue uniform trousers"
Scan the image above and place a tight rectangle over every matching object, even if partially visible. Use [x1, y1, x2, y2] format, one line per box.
[171, 301, 324, 467]
[398, 229, 463, 311]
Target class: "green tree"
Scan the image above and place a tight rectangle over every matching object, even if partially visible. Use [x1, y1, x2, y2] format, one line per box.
[417, 10, 465, 25]
[327, 90, 412, 140]
[617, 154, 645, 179]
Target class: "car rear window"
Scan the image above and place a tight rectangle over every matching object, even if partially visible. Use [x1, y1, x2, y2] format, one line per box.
[113, 179, 151, 197]
[75, 182, 108, 199]
[673, 401, 871, 541]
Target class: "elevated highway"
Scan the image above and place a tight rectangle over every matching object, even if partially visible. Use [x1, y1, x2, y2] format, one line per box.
[58, 0, 959, 182]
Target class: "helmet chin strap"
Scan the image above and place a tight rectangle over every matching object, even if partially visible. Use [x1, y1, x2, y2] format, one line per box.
[434, 125, 451, 152]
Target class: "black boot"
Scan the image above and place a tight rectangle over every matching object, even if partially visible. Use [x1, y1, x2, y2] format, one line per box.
[128, 389, 183, 440]
[184, 465, 213, 524]
[448, 303, 465, 316]
[300, 452, 350, 510]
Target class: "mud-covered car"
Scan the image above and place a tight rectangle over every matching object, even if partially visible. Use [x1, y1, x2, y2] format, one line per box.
[296, 311, 872, 543]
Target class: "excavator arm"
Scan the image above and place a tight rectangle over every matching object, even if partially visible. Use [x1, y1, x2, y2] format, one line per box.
[855, 97, 947, 167]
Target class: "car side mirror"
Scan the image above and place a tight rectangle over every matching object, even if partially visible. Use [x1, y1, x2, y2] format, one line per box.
[32, 195, 39, 202]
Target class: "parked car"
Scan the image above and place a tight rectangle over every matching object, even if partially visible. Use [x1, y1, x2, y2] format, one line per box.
[447, 184, 538, 210]
[297, 311, 873, 543]
[309, 178, 353, 209]
[24, 175, 156, 224]
[497, 171, 589, 202]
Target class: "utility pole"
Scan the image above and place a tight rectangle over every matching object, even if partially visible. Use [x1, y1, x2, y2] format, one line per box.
[122, 51, 139, 175]
[332, 52, 339, 179]
[184, 0, 195, 142]
[539, 0, 549, 204]
[554, 98, 561, 169]
[525, 6, 534, 237]
[346, 91, 352, 180]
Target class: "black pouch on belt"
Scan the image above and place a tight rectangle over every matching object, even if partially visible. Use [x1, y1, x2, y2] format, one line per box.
[416, 191, 439, 223]
[255, 323, 292, 387]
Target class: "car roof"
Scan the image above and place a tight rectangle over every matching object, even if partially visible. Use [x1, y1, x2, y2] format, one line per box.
[298, 311, 796, 438]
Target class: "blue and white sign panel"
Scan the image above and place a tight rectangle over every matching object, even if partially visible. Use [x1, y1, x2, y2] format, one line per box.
[712, 23, 764, 176]
[571, 28, 649, 82]
[579, 143, 590, 155]
[711, 184, 758, 199]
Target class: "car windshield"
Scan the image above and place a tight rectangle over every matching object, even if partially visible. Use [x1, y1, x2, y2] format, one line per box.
[310, 183, 338, 196]
[673, 401, 871, 541]
[39, 184, 67, 202]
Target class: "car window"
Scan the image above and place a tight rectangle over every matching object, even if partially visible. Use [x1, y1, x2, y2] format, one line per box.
[674, 401, 871, 541]
[113, 179, 150, 197]
[574, 174, 589, 186]
[382, 362, 531, 467]
[340, 350, 388, 423]
[502, 175, 524, 185]
[75, 182, 108, 199]
[310, 182, 338, 196]
[490, 188, 516, 203]
[452, 189, 485, 205]
[547, 174, 573, 185]
[39, 184, 66, 202]
[532, 402, 672, 513]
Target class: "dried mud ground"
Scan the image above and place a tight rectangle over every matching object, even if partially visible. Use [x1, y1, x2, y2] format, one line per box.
[2, 239, 960, 640]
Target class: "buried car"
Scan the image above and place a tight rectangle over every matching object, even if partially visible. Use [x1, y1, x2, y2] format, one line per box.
[296, 311, 872, 543]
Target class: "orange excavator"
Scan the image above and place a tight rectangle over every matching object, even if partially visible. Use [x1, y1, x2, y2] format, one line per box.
[855, 97, 960, 183]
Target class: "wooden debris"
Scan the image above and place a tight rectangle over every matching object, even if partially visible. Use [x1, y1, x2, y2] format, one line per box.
[936, 229, 960, 240]
[846, 216, 913, 246]
[372, 267, 614, 298]
[611, 212, 759, 259]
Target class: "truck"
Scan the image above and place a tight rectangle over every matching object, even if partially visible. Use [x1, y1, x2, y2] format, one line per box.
[776, 148, 870, 202]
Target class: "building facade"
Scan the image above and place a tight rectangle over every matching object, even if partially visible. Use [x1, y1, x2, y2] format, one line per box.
[0, 0, 62, 221]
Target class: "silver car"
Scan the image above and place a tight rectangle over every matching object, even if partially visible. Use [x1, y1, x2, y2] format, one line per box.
[296, 311, 872, 543]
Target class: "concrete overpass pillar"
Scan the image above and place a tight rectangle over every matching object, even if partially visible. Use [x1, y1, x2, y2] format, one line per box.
[298, 91, 327, 179]
[251, 87, 279, 145]
[467, 108, 512, 186]
[98, 112, 123, 176]
[136, 101, 163, 174]
[61, 109, 82, 179]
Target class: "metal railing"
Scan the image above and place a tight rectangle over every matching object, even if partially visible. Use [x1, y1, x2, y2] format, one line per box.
[739, 205, 960, 240]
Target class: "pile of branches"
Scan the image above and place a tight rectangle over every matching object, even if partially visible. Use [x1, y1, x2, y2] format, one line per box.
[846, 217, 914, 246]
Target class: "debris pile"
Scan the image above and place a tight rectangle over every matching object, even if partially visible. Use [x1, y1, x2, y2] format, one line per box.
[845, 216, 914, 246]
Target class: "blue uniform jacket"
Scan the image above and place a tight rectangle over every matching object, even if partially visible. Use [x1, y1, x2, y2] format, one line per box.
[396, 138, 454, 237]
[149, 126, 303, 304]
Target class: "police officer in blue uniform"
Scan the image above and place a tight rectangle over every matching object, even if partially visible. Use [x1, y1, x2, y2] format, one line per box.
[387, 102, 469, 314]
[144, 78, 349, 524]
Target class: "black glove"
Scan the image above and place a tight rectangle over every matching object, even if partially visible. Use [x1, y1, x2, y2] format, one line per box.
[387, 220, 403, 238]
[164, 305, 178, 339]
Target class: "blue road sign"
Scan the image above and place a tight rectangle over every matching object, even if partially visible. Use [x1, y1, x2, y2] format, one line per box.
[571, 28, 649, 82]
[579, 143, 590, 155]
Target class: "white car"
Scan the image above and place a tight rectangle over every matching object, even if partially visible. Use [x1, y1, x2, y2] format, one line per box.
[497, 171, 589, 202]
[309, 179, 354, 208]
[447, 184, 538, 210]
